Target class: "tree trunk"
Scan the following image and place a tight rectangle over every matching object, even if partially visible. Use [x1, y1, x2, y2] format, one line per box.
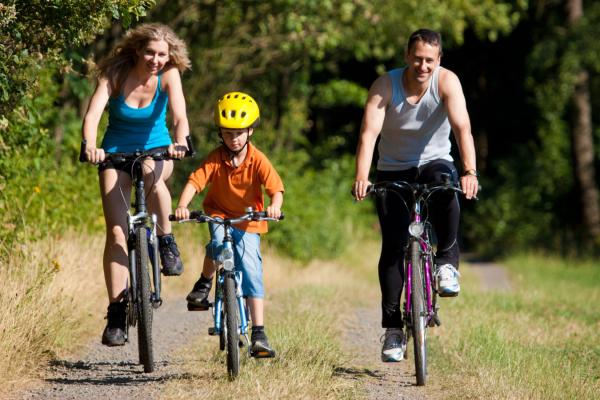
[567, 0, 600, 239]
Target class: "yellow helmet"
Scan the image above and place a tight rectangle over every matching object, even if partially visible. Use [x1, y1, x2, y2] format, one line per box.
[214, 91, 260, 129]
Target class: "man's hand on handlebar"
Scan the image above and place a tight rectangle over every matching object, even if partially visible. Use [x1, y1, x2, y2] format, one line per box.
[353, 179, 372, 201]
[460, 175, 479, 200]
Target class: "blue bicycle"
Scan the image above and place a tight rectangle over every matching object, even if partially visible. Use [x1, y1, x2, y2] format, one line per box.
[171, 208, 283, 378]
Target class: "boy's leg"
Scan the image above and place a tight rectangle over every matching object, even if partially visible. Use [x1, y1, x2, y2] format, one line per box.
[247, 297, 263, 326]
[187, 223, 221, 309]
[186, 256, 215, 308]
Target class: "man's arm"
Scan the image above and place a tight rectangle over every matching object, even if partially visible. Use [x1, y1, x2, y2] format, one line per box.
[440, 69, 478, 199]
[353, 74, 391, 200]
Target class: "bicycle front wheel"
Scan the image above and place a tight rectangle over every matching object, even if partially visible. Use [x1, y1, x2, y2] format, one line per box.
[136, 227, 154, 373]
[224, 274, 240, 378]
[410, 239, 427, 386]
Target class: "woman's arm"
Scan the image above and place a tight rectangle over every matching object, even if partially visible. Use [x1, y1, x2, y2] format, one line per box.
[163, 67, 190, 158]
[81, 77, 110, 163]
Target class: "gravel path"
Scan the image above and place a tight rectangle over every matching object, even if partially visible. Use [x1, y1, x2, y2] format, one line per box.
[342, 261, 511, 400]
[16, 296, 211, 400]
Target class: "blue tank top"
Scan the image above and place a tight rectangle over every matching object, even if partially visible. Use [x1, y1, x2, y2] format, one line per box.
[101, 74, 171, 152]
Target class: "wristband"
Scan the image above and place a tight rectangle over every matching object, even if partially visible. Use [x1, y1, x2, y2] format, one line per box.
[463, 169, 478, 177]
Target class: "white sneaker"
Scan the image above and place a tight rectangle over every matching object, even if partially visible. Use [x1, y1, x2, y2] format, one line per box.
[381, 328, 406, 362]
[436, 263, 460, 297]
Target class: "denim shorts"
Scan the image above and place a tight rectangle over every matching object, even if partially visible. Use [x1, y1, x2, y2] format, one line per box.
[206, 223, 264, 298]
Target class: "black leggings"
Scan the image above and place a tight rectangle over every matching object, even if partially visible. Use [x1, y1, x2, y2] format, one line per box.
[376, 159, 460, 328]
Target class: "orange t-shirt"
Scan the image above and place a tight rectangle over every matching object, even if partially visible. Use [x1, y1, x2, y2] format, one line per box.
[187, 143, 284, 233]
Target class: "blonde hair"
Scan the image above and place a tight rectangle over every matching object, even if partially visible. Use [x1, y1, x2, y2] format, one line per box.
[96, 23, 191, 94]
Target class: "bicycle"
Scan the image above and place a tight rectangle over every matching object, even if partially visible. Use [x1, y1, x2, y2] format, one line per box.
[366, 173, 464, 386]
[79, 137, 194, 373]
[170, 208, 283, 378]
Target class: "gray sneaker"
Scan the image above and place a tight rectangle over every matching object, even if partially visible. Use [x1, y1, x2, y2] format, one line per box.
[436, 263, 461, 297]
[381, 328, 405, 362]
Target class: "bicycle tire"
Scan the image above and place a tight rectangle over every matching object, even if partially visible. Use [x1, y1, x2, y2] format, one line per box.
[410, 239, 427, 386]
[136, 227, 154, 373]
[224, 274, 240, 378]
[219, 309, 226, 351]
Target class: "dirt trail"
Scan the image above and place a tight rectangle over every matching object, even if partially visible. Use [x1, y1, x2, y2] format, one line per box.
[11, 258, 512, 400]
[341, 261, 511, 400]
[15, 296, 211, 400]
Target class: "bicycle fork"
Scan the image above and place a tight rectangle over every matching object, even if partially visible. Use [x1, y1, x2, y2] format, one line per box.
[210, 270, 249, 342]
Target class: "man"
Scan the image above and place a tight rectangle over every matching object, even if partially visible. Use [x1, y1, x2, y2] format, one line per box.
[353, 29, 479, 362]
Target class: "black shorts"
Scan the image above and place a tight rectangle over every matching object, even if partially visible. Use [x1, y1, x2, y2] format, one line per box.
[97, 146, 169, 178]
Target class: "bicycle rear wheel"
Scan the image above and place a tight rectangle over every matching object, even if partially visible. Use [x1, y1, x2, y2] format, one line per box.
[224, 274, 240, 378]
[410, 240, 427, 386]
[136, 227, 154, 373]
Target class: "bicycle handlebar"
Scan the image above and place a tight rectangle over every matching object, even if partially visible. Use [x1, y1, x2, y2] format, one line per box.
[169, 209, 285, 225]
[79, 135, 196, 163]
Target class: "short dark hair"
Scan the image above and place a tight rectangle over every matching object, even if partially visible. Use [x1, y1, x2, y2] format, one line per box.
[407, 29, 443, 56]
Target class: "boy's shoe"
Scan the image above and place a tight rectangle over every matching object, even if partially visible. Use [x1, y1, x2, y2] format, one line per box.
[186, 275, 212, 309]
[436, 263, 461, 297]
[159, 234, 184, 276]
[101, 302, 127, 346]
[250, 328, 276, 358]
[381, 328, 405, 362]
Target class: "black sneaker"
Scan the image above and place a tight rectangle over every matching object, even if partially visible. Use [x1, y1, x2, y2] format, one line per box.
[381, 328, 405, 362]
[250, 328, 276, 358]
[159, 234, 184, 276]
[186, 275, 212, 310]
[101, 302, 126, 346]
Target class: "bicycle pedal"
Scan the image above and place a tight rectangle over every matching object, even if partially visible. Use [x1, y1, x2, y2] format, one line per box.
[187, 302, 211, 311]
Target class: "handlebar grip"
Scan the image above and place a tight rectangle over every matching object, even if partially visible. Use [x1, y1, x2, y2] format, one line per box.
[168, 214, 176, 221]
[79, 140, 87, 163]
[185, 135, 196, 158]
[253, 211, 285, 220]
[189, 210, 204, 219]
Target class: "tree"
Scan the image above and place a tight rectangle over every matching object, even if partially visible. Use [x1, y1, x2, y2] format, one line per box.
[567, 0, 600, 239]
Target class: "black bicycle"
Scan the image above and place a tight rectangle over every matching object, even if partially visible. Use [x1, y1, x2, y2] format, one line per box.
[80, 137, 194, 373]
[170, 208, 283, 378]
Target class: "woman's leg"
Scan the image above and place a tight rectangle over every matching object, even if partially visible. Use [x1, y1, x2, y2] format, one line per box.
[99, 168, 132, 302]
[143, 159, 184, 275]
[143, 159, 173, 236]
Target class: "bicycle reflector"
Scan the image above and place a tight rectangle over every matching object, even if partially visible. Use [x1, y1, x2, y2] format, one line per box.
[220, 247, 235, 271]
[408, 222, 424, 238]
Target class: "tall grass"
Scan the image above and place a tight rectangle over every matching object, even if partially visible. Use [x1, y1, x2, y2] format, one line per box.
[430, 254, 600, 399]
[0, 233, 106, 394]
[161, 253, 371, 399]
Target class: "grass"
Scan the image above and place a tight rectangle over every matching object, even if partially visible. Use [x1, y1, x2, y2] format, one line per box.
[4, 226, 599, 399]
[160, 251, 372, 400]
[429, 254, 600, 399]
[0, 232, 106, 395]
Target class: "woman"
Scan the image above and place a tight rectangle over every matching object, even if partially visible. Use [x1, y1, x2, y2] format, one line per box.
[81, 23, 191, 346]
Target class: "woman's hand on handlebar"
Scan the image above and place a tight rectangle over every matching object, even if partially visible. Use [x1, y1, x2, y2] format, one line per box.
[85, 147, 106, 164]
[353, 179, 372, 201]
[175, 205, 190, 220]
[168, 143, 188, 159]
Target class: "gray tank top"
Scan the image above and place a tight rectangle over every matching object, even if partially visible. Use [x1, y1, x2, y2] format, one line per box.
[377, 67, 453, 171]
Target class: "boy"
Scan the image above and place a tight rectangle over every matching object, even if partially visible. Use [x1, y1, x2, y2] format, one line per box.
[175, 92, 284, 358]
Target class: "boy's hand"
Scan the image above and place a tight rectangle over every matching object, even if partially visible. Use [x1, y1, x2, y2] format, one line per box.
[266, 205, 282, 220]
[175, 206, 190, 220]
